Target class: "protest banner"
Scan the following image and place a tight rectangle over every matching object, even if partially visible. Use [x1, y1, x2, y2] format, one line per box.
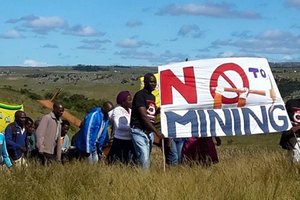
[158, 57, 292, 138]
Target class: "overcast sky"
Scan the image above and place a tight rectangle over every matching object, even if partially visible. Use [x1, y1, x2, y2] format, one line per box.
[0, 0, 300, 67]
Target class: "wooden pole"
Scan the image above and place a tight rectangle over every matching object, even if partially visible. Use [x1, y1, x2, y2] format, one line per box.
[161, 139, 166, 172]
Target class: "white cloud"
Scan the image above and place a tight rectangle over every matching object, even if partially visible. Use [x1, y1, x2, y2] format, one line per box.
[23, 59, 47, 67]
[65, 25, 101, 37]
[178, 25, 198, 36]
[285, 0, 300, 9]
[0, 29, 22, 39]
[211, 29, 300, 56]
[77, 39, 111, 50]
[219, 51, 236, 57]
[24, 16, 66, 34]
[259, 30, 291, 40]
[115, 49, 188, 65]
[7, 15, 65, 34]
[118, 38, 139, 48]
[117, 38, 153, 48]
[158, 3, 261, 19]
[178, 24, 204, 38]
[115, 49, 154, 60]
[6, 15, 38, 24]
[70, 25, 97, 36]
[160, 50, 189, 62]
[283, 55, 293, 60]
[7, 15, 100, 37]
[126, 20, 143, 27]
[27, 16, 65, 28]
[42, 44, 58, 48]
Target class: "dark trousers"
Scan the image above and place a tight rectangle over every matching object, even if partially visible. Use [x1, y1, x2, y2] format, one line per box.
[107, 138, 136, 165]
[39, 152, 56, 166]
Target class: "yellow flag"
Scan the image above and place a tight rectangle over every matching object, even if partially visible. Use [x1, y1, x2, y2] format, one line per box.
[0, 102, 24, 132]
[139, 73, 160, 107]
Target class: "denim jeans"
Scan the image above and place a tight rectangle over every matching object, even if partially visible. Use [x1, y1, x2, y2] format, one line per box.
[131, 128, 154, 169]
[165, 138, 186, 165]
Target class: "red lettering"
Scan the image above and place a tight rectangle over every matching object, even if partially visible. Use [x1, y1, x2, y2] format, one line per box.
[160, 66, 197, 105]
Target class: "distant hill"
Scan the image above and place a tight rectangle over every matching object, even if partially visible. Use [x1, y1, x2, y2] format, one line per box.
[0, 61, 299, 69]
[269, 62, 300, 68]
[71, 62, 300, 71]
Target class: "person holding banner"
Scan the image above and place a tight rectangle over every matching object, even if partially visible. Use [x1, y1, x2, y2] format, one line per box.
[130, 73, 164, 169]
[164, 138, 186, 165]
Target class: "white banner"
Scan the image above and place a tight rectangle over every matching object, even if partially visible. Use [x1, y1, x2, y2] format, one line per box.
[158, 57, 292, 138]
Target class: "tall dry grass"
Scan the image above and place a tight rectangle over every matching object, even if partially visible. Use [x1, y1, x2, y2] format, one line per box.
[1, 144, 300, 200]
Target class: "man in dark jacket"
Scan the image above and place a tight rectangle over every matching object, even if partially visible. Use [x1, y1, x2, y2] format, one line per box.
[5, 110, 27, 166]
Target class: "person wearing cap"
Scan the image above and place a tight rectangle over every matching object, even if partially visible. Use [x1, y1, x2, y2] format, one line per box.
[107, 91, 135, 164]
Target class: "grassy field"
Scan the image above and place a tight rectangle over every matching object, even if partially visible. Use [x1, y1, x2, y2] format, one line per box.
[1, 141, 299, 200]
[0, 66, 153, 101]
[0, 66, 299, 199]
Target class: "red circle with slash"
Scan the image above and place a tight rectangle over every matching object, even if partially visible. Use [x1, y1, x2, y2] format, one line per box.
[210, 63, 249, 104]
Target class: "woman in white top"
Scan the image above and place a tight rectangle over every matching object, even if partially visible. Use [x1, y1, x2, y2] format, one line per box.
[107, 91, 135, 164]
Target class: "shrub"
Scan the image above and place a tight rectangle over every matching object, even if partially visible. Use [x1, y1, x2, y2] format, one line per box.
[20, 88, 42, 100]
[59, 94, 105, 114]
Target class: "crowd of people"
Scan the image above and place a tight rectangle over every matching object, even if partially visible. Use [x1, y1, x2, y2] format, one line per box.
[1, 72, 299, 170]
[0, 72, 225, 170]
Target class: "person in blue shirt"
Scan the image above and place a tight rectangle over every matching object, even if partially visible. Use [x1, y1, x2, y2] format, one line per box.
[5, 111, 27, 166]
[0, 133, 13, 168]
[75, 101, 113, 164]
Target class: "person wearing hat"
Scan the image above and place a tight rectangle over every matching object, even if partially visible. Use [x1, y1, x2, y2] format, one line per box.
[107, 91, 135, 164]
